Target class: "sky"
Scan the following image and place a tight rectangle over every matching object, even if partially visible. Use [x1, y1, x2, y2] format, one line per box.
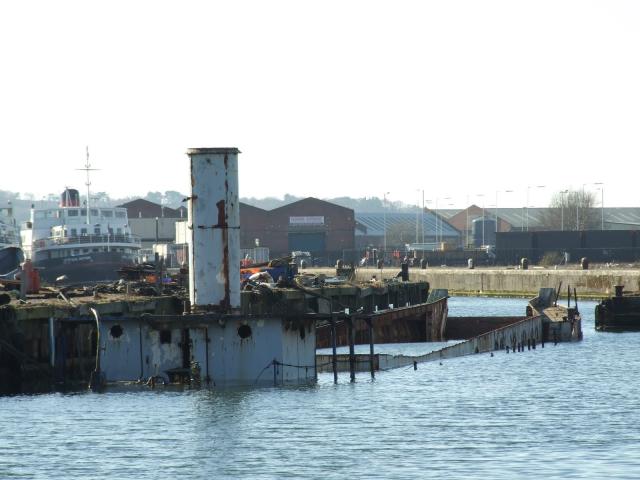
[1, 1, 639, 209]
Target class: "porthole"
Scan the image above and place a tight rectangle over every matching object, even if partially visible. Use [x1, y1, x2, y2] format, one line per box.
[238, 324, 252, 339]
[110, 325, 123, 339]
[160, 330, 172, 344]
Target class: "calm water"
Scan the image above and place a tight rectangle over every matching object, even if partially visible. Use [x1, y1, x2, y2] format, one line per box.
[2, 297, 640, 479]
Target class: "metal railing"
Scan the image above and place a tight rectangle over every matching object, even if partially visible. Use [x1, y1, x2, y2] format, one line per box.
[37, 234, 141, 249]
[0, 234, 19, 245]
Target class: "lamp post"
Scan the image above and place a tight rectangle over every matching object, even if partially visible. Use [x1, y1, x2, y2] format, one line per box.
[576, 188, 580, 231]
[421, 190, 425, 244]
[424, 199, 433, 246]
[435, 198, 438, 244]
[415, 189, 421, 244]
[577, 183, 588, 231]
[559, 190, 569, 231]
[383, 192, 390, 256]
[442, 202, 455, 248]
[526, 185, 546, 231]
[435, 197, 451, 246]
[495, 190, 513, 233]
[593, 182, 604, 230]
[476, 194, 485, 247]
[526, 187, 530, 231]
[466, 195, 470, 248]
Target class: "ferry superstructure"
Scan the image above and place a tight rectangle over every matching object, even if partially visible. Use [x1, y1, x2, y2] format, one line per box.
[0, 205, 19, 249]
[20, 150, 140, 283]
[20, 188, 140, 283]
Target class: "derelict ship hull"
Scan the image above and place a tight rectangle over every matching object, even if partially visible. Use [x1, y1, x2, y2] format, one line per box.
[595, 294, 640, 331]
[33, 251, 135, 284]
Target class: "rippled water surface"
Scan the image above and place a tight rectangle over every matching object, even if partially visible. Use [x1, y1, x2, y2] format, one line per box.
[2, 297, 640, 479]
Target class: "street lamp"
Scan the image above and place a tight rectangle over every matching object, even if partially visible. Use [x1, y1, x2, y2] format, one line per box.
[434, 198, 440, 244]
[435, 197, 451, 245]
[383, 192, 390, 256]
[495, 190, 513, 233]
[526, 185, 546, 231]
[421, 190, 425, 244]
[577, 183, 588, 231]
[476, 194, 485, 247]
[466, 195, 470, 248]
[444, 202, 455, 248]
[423, 198, 433, 243]
[593, 182, 604, 230]
[559, 189, 569, 231]
[415, 189, 421, 244]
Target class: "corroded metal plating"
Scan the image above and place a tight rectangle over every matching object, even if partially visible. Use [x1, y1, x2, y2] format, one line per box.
[187, 148, 241, 311]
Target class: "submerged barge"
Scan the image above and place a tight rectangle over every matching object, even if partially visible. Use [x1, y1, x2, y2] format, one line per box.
[0, 278, 441, 392]
[318, 286, 583, 374]
[595, 285, 640, 331]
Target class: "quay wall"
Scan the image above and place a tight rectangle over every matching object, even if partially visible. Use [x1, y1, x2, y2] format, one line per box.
[307, 268, 640, 296]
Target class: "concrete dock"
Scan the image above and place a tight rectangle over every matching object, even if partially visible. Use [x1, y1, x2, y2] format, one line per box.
[307, 266, 640, 297]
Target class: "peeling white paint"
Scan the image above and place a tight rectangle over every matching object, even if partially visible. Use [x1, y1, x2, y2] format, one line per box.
[100, 317, 316, 387]
[187, 148, 240, 310]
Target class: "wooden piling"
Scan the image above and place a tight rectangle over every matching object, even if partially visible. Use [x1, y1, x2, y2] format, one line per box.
[138, 320, 144, 380]
[366, 317, 375, 379]
[273, 358, 277, 386]
[330, 315, 338, 384]
[204, 327, 211, 385]
[348, 315, 356, 383]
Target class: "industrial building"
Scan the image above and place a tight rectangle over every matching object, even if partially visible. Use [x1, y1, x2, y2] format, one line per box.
[496, 230, 640, 265]
[241, 197, 356, 263]
[440, 205, 513, 248]
[439, 207, 640, 233]
[174, 201, 468, 264]
[118, 199, 186, 248]
[175, 197, 356, 266]
[354, 211, 460, 251]
[133, 195, 640, 266]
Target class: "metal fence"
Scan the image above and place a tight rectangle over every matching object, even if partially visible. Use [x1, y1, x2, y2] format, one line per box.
[496, 230, 640, 265]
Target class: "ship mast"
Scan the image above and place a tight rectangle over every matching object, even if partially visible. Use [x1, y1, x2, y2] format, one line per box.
[76, 146, 100, 225]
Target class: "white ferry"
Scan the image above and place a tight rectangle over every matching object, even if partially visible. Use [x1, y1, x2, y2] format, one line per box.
[0, 204, 20, 249]
[0, 204, 23, 274]
[20, 188, 140, 283]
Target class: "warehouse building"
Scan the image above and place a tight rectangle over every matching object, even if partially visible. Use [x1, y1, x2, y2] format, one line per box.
[355, 211, 461, 250]
[174, 197, 356, 266]
[118, 199, 186, 248]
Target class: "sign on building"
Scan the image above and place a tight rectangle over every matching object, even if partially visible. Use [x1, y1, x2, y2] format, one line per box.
[289, 216, 325, 225]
